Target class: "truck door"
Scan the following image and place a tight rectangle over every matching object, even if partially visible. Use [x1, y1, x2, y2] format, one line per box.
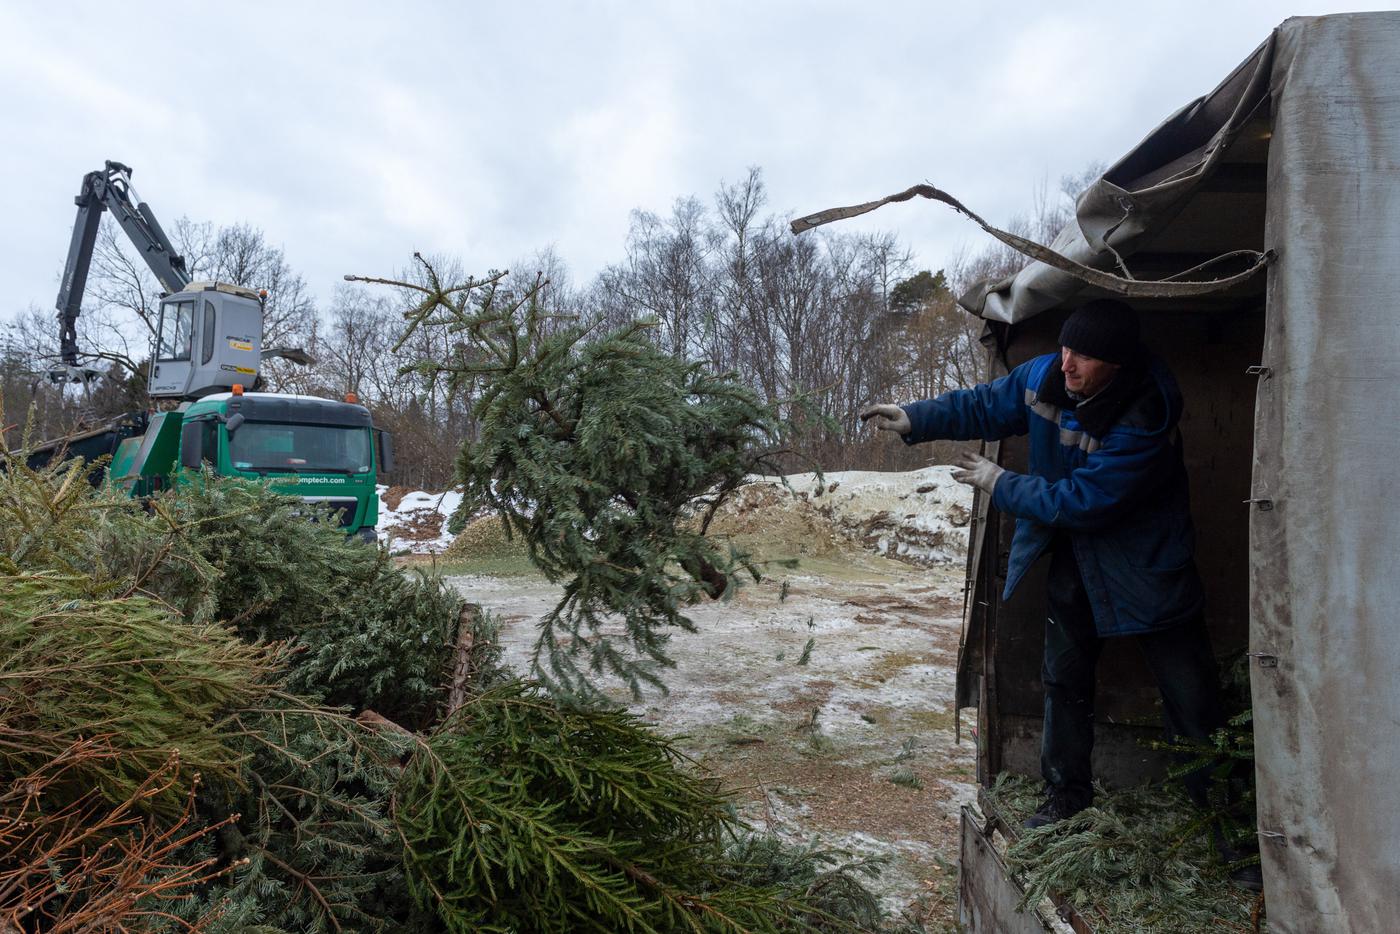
[151, 297, 194, 393]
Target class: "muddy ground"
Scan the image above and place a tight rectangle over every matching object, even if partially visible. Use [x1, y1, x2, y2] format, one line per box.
[441, 547, 975, 927]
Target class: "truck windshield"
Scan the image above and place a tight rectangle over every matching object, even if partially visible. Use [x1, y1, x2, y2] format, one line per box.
[228, 422, 373, 474]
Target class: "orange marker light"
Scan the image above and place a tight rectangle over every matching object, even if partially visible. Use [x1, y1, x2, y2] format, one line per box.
[232, 384, 244, 396]
[345, 392, 358, 404]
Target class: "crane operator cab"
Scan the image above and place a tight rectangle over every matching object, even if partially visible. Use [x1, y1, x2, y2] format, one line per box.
[149, 282, 263, 399]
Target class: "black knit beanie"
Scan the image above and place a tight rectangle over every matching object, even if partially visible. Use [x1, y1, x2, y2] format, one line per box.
[1058, 300, 1141, 365]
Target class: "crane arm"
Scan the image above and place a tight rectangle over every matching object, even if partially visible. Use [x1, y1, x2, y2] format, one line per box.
[55, 161, 190, 368]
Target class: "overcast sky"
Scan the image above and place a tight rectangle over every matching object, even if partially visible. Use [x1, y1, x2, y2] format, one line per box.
[1, 1, 1390, 328]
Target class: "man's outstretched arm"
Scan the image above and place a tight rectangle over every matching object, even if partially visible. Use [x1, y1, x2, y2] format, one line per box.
[861, 358, 1040, 444]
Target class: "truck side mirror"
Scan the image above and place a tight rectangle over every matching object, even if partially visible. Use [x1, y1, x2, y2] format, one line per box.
[224, 412, 245, 434]
[180, 421, 204, 469]
[377, 430, 395, 475]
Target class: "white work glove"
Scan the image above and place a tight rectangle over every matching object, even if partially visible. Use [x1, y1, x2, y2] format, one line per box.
[952, 450, 1004, 494]
[859, 404, 911, 436]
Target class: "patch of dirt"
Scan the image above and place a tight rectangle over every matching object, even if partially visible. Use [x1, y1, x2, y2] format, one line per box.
[769, 679, 837, 716]
[709, 741, 967, 843]
[923, 626, 961, 657]
[393, 553, 442, 567]
[843, 594, 932, 615]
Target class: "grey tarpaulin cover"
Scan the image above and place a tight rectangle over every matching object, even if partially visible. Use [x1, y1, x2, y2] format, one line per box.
[981, 13, 1400, 932]
[1248, 14, 1400, 933]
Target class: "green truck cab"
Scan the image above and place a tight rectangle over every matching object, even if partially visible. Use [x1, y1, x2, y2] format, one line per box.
[108, 389, 392, 542]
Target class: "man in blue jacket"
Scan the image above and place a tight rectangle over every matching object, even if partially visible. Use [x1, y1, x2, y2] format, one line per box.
[862, 300, 1223, 829]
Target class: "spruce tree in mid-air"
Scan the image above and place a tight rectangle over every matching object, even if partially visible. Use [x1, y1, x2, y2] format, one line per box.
[351, 256, 798, 700]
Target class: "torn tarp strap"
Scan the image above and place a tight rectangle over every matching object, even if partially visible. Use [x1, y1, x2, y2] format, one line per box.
[790, 33, 1278, 322]
[790, 183, 1272, 300]
[790, 182, 977, 234]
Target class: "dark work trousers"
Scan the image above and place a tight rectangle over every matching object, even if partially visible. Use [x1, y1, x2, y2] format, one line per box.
[1041, 538, 1224, 807]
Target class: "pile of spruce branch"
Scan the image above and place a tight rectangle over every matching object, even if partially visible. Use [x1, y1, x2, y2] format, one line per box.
[987, 774, 1263, 933]
[0, 425, 921, 931]
[396, 681, 918, 933]
[0, 443, 445, 930]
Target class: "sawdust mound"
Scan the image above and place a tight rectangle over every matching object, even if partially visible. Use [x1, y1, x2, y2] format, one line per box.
[442, 514, 528, 561]
[702, 482, 844, 559]
[431, 470, 969, 567]
[381, 485, 414, 512]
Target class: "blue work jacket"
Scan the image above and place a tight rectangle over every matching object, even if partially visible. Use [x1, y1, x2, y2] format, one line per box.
[902, 353, 1203, 636]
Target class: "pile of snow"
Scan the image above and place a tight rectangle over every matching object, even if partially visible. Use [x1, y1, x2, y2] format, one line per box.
[377, 466, 974, 563]
[375, 486, 463, 553]
[744, 466, 974, 565]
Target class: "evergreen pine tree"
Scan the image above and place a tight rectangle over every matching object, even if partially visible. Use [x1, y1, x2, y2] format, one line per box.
[351, 257, 800, 700]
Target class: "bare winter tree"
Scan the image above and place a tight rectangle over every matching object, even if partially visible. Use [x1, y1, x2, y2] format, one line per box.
[206, 224, 315, 353]
[598, 198, 720, 360]
[2, 308, 75, 438]
[711, 167, 768, 376]
[314, 285, 394, 401]
[589, 169, 916, 469]
[0, 304, 148, 435]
